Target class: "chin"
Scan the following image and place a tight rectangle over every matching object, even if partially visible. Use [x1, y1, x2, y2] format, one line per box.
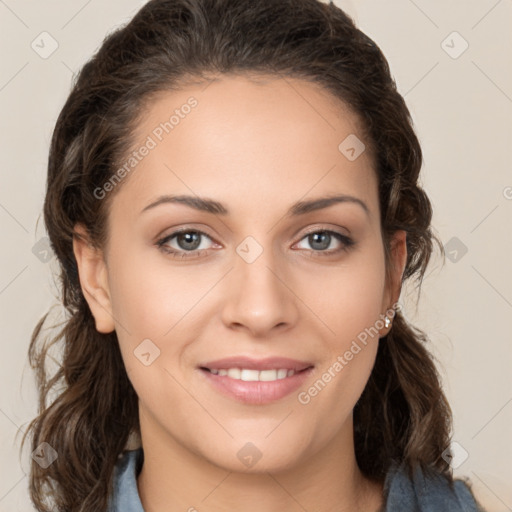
[201, 439, 307, 475]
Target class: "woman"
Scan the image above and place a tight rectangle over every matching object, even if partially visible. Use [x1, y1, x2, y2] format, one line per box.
[22, 0, 487, 510]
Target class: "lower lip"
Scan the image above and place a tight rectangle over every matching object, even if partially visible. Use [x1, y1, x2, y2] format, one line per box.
[198, 367, 314, 405]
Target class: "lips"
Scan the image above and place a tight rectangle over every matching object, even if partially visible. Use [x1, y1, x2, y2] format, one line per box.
[199, 356, 314, 373]
[197, 356, 315, 404]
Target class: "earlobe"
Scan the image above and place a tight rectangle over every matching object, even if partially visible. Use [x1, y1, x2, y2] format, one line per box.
[72, 223, 115, 333]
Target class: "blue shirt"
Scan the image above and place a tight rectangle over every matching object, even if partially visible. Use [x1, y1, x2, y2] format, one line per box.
[108, 448, 486, 511]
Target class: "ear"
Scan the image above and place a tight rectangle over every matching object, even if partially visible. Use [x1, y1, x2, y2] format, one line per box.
[380, 229, 407, 337]
[72, 223, 115, 333]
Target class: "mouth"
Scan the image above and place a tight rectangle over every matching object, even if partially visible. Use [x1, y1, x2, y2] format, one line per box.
[199, 366, 313, 382]
[197, 356, 315, 404]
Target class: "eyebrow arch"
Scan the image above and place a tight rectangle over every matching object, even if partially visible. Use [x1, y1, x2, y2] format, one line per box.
[140, 193, 370, 218]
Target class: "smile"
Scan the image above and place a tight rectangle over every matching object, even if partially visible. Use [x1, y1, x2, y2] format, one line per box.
[199, 366, 314, 405]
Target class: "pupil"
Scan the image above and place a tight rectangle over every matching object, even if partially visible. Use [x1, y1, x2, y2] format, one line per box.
[179, 232, 200, 250]
[310, 232, 329, 250]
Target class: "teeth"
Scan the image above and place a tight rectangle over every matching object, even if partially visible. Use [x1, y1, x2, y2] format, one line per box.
[240, 369, 259, 381]
[228, 368, 241, 379]
[259, 370, 279, 382]
[208, 368, 297, 381]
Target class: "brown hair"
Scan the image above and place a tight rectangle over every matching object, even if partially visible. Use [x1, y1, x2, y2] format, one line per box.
[22, 0, 455, 510]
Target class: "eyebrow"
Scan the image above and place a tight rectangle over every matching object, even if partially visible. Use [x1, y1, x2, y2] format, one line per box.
[140, 193, 370, 218]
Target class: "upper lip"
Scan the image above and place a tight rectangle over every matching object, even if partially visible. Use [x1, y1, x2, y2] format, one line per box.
[199, 356, 314, 372]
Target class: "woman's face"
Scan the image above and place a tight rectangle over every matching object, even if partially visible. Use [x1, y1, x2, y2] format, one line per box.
[75, 74, 406, 473]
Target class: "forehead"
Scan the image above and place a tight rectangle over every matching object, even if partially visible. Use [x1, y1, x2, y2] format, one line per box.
[111, 74, 378, 222]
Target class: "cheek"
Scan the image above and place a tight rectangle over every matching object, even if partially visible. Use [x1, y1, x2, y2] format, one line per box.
[106, 246, 216, 389]
[107, 246, 199, 337]
[106, 248, 195, 411]
[296, 246, 385, 406]
[300, 247, 387, 342]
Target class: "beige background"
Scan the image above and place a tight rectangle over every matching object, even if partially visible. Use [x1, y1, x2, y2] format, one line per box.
[0, 0, 511, 510]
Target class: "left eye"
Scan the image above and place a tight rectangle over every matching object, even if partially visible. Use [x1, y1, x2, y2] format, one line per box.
[295, 230, 354, 254]
[156, 228, 354, 259]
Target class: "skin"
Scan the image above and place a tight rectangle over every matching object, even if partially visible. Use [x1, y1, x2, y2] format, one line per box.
[73, 74, 407, 512]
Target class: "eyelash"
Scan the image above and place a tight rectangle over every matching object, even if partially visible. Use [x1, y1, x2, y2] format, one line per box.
[156, 227, 355, 260]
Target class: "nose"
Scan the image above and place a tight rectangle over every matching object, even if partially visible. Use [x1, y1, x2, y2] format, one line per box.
[220, 244, 299, 338]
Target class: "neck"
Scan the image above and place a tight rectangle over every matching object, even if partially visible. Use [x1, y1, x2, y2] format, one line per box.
[136, 407, 384, 512]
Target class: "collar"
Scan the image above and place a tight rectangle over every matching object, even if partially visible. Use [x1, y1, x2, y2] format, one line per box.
[108, 449, 145, 512]
[108, 448, 484, 512]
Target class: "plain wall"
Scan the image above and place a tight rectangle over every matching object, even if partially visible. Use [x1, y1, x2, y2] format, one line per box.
[0, 0, 510, 510]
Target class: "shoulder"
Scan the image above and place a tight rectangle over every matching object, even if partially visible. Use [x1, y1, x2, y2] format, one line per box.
[108, 449, 145, 512]
[381, 462, 487, 512]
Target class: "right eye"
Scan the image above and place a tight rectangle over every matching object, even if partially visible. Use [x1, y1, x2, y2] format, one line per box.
[156, 229, 218, 259]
